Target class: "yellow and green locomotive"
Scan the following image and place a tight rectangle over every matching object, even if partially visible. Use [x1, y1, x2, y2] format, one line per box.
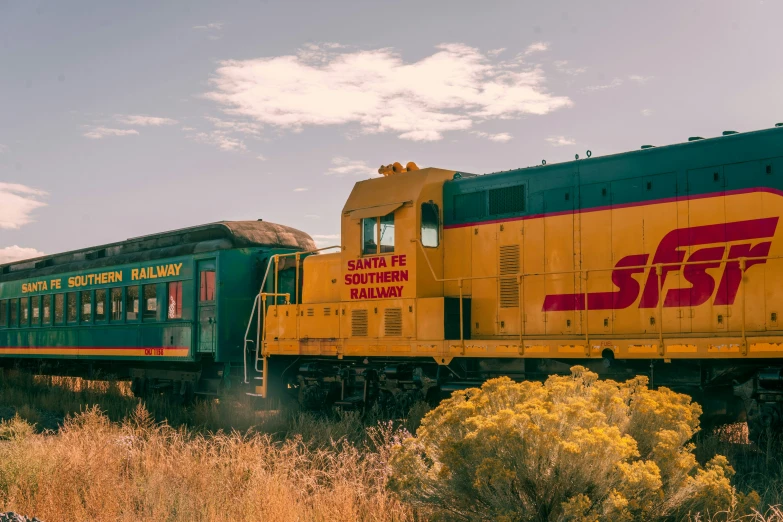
[253, 124, 783, 437]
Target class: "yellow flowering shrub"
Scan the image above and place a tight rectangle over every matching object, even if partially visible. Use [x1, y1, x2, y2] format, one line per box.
[388, 366, 735, 521]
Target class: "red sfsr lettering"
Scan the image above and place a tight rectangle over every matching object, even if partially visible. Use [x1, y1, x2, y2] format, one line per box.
[543, 217, 778, 312]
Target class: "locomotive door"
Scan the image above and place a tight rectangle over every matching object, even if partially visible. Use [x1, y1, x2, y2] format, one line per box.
[197, 259, 217, 354]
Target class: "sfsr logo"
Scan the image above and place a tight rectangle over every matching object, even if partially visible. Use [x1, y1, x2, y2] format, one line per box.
[543, 217, 779, 312]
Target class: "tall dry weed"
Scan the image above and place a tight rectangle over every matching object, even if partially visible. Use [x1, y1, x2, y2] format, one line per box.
[0, 405, 414, 522]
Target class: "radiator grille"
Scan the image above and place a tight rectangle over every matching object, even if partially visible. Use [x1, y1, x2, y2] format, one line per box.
[384, 308, 402, 337]
[499, 245, 521, 308]
[489, 184, 526, 215]
[351, 309, 368, 337]
[307, 308, 314, 317]
[453, 191, 486, 221]
[323, 307, 331, 316]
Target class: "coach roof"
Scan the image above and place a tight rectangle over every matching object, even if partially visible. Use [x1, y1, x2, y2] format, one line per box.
[0, 221, 316, 282]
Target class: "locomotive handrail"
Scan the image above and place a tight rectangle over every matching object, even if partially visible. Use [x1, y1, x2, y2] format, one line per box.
[242, 293, 260, 384]
[414, 238, 783, 356]
[246, 245, 342, 389]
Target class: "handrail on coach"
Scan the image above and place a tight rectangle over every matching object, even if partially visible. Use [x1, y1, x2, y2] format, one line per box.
[414, 238, 783, 358]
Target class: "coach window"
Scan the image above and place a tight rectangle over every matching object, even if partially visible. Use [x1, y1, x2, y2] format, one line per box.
[126, 286, 139, 321]
[0, 300, 6, 327]
[143, 284, 157, 320]
[200, 271, 216, 301]
[9, 300, 17, 327]
[31, 295, 41, 326]
[20, 297, 29, 327]
[421, 202, 440, 248]
[42, 295, 51, 324]
[110, 288, 123, 322]
[168, 281, 183, 320]
[54, 294, 65, 324]
[66, 292, 77, 323]
[81, 291, 92, 323]
[95, 289, 106, 322]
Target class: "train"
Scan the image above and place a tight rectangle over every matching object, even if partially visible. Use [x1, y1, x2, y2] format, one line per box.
[4, 124, 783, 438]
[0, 221, 314, 400]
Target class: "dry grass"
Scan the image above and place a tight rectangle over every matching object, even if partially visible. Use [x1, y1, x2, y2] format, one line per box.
[0, 407, 414, 521]
[0, 371, 421, 522]
[1, 369, 783, 521]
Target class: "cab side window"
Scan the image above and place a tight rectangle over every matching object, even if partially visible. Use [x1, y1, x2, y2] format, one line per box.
[361, 212, 395, 255]
[421, 202, 440, 247]
[362, 218, 377, 255]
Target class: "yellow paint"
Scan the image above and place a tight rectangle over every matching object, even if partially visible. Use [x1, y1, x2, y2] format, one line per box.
[131, 263, 182, 281]
[67, 271, 123, 288]
[260, 167, 783, 364]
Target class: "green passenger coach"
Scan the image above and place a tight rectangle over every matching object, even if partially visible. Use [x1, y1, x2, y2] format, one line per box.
[0, 221, 315, 398]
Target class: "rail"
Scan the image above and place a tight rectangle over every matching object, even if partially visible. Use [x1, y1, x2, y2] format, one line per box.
[414, 238, 783, 357]
[242, 245, 341, 384]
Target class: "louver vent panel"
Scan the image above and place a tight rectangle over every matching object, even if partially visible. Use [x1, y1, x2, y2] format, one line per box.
[489, 184, 526, 216]
[351, 309, 368, 337]
[499, 245, 521, 308]
[323, 307, 331, 316]
[307, 308, 315, 317]
[453, 191, 486, 221]
[384, 308, 403, 337]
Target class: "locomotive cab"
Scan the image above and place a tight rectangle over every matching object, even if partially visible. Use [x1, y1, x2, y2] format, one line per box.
[264, 166, 459, 353]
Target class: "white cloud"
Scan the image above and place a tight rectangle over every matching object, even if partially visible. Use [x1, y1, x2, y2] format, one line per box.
[553, 60, 587, 76]
[116, 114, 178, 126]
[487, 48, 506, 57]
[0, 245, 44, 263]
[181, 126, 196, 131]
[83, 127, 139, 139]
[641, 108, 653, 116]
[629, 75, 653, 84]
[256, 154, 267, 161]
[546, 136, 575, 146]
[293, 187, 309, 192]
[326, 156, 378, 177]
[193, 22, 223, 30]
[524, 42, 549, 55]
[312, 234, 341, 246]
[191, 131, 245, 151]
[205, 43, 572, 142]
[0, 183, 47, 229]
[584, 78, 623, 92]
[205, 116, 262, 136]
[473, 131, 512, 142]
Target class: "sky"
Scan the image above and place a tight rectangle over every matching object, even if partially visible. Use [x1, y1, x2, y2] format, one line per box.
[1, 0, 782, 262]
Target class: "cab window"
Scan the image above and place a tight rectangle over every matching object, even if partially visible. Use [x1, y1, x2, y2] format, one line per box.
[362, 218, 377, 255]
[361, 212, 395, 255]
[421, 202, 440, 247]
